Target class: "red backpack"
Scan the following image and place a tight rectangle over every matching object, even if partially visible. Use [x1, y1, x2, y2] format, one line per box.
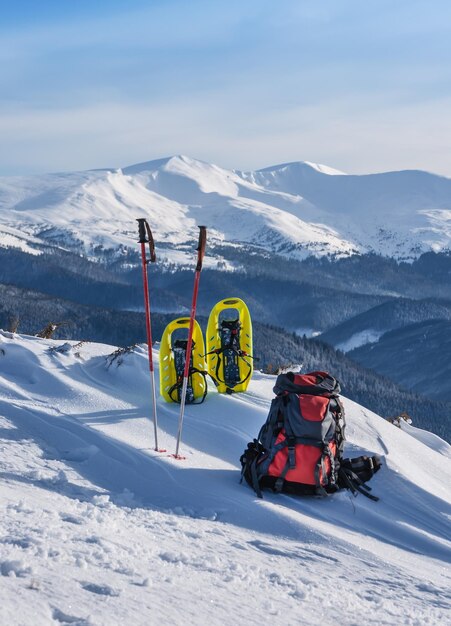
[240, 371, 380, 500]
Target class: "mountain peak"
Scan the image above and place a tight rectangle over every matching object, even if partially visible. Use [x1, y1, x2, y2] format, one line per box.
[121, 154, 195, 175]
[257, 160, 347, 176]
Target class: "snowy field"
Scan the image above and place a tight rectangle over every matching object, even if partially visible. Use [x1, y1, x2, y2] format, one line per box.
[0, 331, 450, 625]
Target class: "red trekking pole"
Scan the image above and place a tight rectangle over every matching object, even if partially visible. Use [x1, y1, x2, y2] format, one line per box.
[174, 226, 207, 458]
[137, 218, 163, 452]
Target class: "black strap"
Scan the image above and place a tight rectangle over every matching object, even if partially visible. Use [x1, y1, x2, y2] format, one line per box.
[168, 367, 209, 404]
[258, 397, 284, 449]
[240, 440, 265, 498]
[330, 397, 346, 455]
[250, 457, 263, 498]
[287, 438, 296, 469]
[206, 347, 255, 390]
[273, 436, 297, 493]
[338, 467, 379, 501]
[204, 317, 258, 391]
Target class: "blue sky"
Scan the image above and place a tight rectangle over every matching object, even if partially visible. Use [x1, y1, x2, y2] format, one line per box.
[1, 0, 450, 175]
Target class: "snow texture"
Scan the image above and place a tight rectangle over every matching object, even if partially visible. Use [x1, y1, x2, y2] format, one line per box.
[0, 330, 450, 625]
[337, 330, 385, 352]
[0, 155, 450, 263]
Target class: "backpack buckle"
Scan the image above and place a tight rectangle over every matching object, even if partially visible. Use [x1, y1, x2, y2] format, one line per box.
[287, 437, 296, 469]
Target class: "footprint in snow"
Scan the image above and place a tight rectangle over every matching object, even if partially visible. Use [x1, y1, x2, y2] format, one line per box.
[60, 513, 84, 525]
[61, 445, 99, 463]
[0, 559, 32, 577]
[248, 540, 293, 558]
[81, 582, 120, 597]
[1, 536, 34, 549]
[52, 607, 91, 625]
[249, 539, 336, 564]
[184, 531, 202, 539]
[230, 541, 248, 551]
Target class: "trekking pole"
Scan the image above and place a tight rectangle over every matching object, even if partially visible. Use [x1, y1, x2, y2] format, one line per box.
[137, 218, 163, 452]
[174, 226, 207, 458]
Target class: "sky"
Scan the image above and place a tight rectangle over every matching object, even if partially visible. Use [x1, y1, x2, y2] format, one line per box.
[1, 0, 451, 176]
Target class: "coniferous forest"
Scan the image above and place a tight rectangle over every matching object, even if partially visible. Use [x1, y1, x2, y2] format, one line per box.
[1, 246, 450, 442]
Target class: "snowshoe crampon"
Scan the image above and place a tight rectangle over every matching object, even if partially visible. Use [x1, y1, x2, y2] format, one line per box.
[159, 317, 207, 404]
[206, 297, 254, 394]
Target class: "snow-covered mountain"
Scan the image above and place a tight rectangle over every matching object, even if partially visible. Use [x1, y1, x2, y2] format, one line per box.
[0, 155, 450, 263]
[0, 330, 450, 624]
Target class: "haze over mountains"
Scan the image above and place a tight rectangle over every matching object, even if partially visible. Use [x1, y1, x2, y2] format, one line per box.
[0, 155, 450, 263]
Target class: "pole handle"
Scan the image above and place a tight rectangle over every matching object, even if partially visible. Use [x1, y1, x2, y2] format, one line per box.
[136, 218, 157, 263]
[196, 226, 207, 271]
[137, 218, 147, 243]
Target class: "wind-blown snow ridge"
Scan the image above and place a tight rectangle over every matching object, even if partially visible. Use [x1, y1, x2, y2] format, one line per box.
[256, 160, 347, 176]
[0, 331, 450, 624]
[0, 155, 450, 263]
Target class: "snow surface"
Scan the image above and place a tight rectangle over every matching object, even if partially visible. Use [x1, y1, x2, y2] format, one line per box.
[399, 420, 451, 458]
[0, 330, 450, 625]
[0, 155, 450, 263]
[0, 225, 44, 256]
[337, 329, 385, 352]
[295, 328, 322, 339]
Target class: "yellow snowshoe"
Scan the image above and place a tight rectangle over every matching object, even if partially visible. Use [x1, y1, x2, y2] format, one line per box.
[159, 318, 207, 403]
[206, 298, 254, 394]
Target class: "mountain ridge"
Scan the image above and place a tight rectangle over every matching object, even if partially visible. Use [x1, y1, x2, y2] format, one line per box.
[1, 155, 450, 263]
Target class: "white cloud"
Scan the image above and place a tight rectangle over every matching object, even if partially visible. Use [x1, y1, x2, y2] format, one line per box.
[1, 93, 450, 177]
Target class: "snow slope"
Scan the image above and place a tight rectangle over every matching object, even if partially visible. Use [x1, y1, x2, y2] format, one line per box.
[0, 331, 450, 625]
[0, 155, 450, 263]
[0, 224, 44, 256]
